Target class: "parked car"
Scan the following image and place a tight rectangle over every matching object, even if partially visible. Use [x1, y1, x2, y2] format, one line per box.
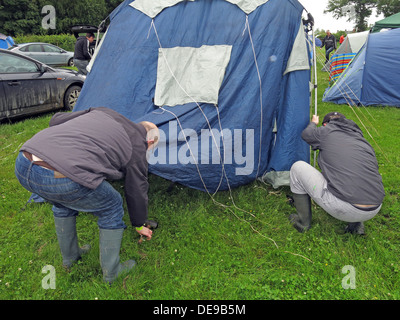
[9, 42, 74, 67]
[0, 49, 85, 122]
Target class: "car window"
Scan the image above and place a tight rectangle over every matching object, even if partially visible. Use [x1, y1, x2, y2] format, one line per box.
[0, 52, 39, 73]
[19, 46, 29, 52]
[43, 44, 61, 53]
[27, 44, 43, 52]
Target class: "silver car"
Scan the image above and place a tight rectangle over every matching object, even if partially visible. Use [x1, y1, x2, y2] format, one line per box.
[10, 42, 74, 67]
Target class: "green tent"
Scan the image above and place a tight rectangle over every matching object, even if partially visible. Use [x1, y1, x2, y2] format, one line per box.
[371, 12, 400, 32]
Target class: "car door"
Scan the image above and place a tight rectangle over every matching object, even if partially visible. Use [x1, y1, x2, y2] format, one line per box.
[0, 51, 58, 119]
[22, 44, 49, 63]
[42, 44, 66, 66]
[0, 75, 8, 120]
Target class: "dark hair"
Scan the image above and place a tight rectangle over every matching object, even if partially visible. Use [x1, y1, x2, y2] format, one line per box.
[322, 112, 346, 125]
[86, 32, 95, 38]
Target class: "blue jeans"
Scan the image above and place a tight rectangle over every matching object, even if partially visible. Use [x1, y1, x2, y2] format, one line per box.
[325, 47, 334, 62]
[15, 152, 126, 229]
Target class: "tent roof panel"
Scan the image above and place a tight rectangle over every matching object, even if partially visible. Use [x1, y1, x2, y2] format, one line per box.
[130, 0, 269, 18]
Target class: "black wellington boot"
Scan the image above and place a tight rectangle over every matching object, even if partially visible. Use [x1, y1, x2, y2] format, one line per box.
[54, 216, 91, 269]
[345, 222, 365, 235]
[288, 193, 312, 233]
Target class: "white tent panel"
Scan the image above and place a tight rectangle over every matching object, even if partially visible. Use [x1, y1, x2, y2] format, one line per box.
[283, 20, 310, 75]
[225, 0, 269, 14]
[347, 31, 369, 53]
[154, 45, 232, 107]
[130, 0, 269, 18]
[130, 0, 194, 19]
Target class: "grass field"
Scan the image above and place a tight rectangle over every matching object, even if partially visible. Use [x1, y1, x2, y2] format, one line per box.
[0, 49, 399, 302]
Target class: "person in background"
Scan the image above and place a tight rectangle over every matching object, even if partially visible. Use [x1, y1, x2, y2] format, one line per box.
[73, 32, 95, 75]
[320, 30, 337, 63]
[288, 112, 385, 235]
[15, 107, 159, 283]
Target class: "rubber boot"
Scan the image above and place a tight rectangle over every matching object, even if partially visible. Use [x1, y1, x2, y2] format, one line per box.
[289, 193, 312, 233]
[345, 222, 365, 235]
[54, 216, 91, 269]
[99, 228, 136, 283]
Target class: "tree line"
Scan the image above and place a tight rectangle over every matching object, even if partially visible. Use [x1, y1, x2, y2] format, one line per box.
[0, 0, 121, 36]
[325, 0, 400, 31]
[1, 0, 400, 36]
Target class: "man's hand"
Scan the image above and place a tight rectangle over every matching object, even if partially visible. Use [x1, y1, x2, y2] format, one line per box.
[137, 226, 153, 240]
[312, 114, 319, 125]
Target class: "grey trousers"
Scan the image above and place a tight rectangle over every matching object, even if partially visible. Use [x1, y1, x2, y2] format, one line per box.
[74, 59, 89, 75]
[289, 161, 381, 223]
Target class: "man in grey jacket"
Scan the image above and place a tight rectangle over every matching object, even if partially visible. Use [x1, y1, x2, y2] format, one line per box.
[288, 112, 385, 235]
[15, 107, 159, 283]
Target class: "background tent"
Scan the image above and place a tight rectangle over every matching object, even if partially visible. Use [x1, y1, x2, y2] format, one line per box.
[74, 0, 312, 193]
[0, 33, 15, 49]
[323, 28, 400, 108]
[371, 12, 400, 33]
[328, 31, 368, 83]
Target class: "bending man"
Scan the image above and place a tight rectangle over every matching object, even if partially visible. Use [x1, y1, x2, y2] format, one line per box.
[288, 112, 385, 235]
[15, 107, 159, 283]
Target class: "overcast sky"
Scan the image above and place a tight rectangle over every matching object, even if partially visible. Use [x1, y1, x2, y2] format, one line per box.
[298, 0, 384, 33]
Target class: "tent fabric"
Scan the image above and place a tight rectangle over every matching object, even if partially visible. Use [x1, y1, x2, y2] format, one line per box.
[130, 0, 270, 17]
[284, 19, 311, 75]
[338, 31, 369, 54]
[130, 0, 195, 18]
[154, 45, 233, 107]
[0, 33, 15, 49]
[328, 31, 368, 83]
[74, 0, 311, 192]
[323, 28, 400, 108]
[371, 12, 400, 33]
[329, 52, 356, 83]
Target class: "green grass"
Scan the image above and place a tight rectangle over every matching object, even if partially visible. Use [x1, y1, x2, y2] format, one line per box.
[0, 50, 399, 300]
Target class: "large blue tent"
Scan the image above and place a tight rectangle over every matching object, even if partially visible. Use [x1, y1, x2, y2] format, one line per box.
[74, 0, 312, 192]
[323, 28, 400, 108]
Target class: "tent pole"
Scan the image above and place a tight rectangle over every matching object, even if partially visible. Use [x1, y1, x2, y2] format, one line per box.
[311, 27, 318, 167]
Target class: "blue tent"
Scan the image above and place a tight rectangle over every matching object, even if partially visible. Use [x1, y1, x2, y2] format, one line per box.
[323, 28, 400, 108]
[0, 33, 15, 49]
[74, 0, 312, 192]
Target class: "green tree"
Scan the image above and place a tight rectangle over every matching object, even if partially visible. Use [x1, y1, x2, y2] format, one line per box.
[0, 0, 43, 36]
[376, 0, 400, 16]
[324, 0, 378, 31]
[0, 0, 122, 36]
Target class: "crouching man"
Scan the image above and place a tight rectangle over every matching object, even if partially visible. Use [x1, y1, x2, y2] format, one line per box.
[288, 112, 385, 235]
[15, 107, 159, 283]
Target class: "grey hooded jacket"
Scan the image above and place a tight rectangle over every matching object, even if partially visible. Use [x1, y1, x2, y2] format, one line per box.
[301, 118, 385, 205]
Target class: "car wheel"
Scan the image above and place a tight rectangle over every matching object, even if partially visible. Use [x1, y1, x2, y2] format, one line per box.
[68, 58, 74, 67]
[63, 85, 81, 111]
